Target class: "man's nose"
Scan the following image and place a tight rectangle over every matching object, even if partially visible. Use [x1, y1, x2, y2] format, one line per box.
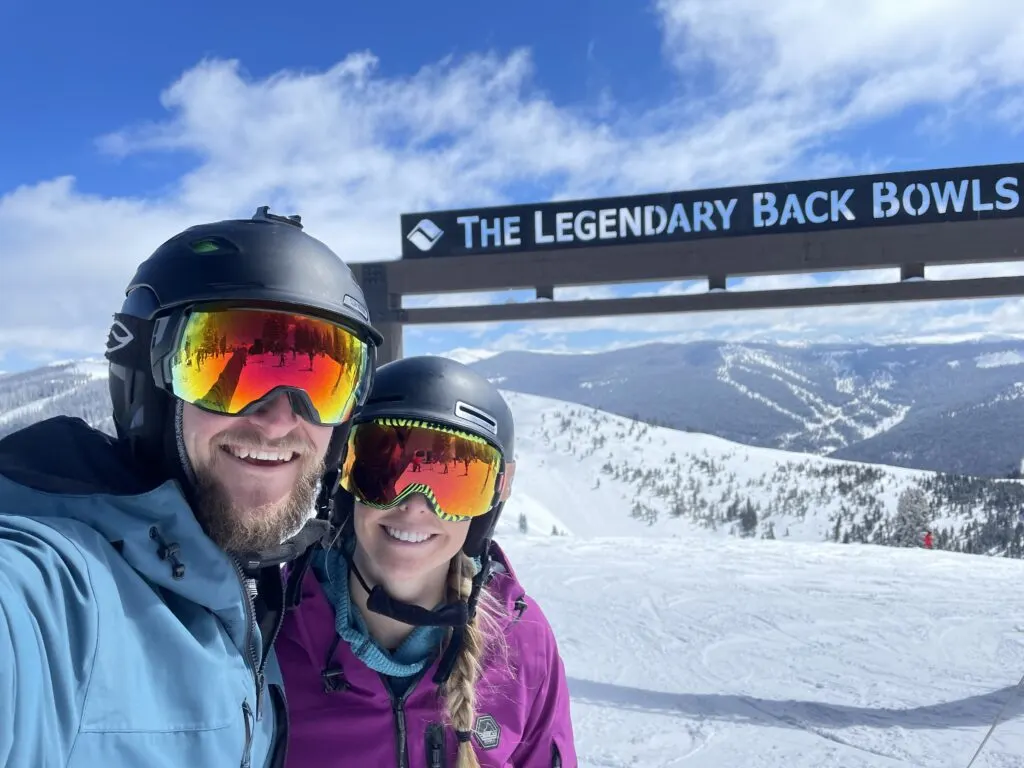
[245, 393, 301, 437]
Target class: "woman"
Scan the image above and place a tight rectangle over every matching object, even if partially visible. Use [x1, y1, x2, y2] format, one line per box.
[277, 355, 576, 767]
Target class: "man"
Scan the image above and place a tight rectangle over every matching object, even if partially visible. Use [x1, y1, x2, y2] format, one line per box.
[0, 207, 381, 768]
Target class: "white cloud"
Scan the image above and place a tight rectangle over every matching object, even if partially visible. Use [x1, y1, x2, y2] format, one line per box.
[655, 0, 1024, 109]
[2, 3, 1024, 364]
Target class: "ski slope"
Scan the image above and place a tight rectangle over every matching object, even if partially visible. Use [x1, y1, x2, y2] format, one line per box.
[500, 534, 1024, 767]
[491, 389, 1014, 549]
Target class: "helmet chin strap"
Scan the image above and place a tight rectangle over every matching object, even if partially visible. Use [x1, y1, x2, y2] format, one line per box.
[236, 518, 336, 575]
[342, 543, 470, 627]
[340, 531, 492, 686]
[322, 491, 497, 686]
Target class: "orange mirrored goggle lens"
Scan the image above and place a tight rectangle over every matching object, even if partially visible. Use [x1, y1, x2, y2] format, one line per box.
[168, 306, 370, 425]
[340, 418, 505, 521]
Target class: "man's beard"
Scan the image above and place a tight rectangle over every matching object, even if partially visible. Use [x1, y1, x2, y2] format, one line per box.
[191, 428, 327, 554]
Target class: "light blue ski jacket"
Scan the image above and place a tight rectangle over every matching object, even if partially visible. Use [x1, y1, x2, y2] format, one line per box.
[0, 416, 286, 768]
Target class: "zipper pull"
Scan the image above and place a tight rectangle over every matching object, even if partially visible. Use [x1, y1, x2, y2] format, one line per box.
[241, 700, 255, 768]
[426, 724, 444, 768]
[255, 671, 266, 721]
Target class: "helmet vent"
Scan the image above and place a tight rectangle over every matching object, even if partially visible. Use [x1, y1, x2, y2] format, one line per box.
[190, 239, 219, 254]
[367, 394, 404, 405]
[455, 400, 498, 436]
[188, 236, 236, 254]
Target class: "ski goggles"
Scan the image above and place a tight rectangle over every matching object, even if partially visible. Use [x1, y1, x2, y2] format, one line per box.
[340, 418, 514, 522]
[156, 304, 373, 425]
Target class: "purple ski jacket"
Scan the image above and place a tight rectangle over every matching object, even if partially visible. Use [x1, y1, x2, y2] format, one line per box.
[277, 542, 577, 767]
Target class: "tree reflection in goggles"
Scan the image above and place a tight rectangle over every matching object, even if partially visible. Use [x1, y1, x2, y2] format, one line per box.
[341, 418, 507, 522]
[167, 306, 370, 425]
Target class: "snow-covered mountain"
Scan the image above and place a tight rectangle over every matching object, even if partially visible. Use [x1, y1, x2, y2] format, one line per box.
[492, 391, 1024, 558]
[0, 359, 112, 437]
[468, 340, 1024, 478]
[3, 359, 1022, 557]
[11, 339, 1024, 480]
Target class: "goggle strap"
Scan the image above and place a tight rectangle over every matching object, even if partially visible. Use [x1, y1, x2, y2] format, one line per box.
[105, 313, 153, 369]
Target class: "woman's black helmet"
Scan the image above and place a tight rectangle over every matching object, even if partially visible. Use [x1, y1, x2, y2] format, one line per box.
[347, 354, 515, 557]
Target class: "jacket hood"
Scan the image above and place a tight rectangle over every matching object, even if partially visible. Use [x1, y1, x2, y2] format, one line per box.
[0, 416, 156, 495]
[479, 541, 530, 626]
[0, 416, 256, 652]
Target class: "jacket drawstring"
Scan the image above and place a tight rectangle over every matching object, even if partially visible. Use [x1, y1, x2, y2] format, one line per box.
[321, 634, 351, 692]
[149, 526, 186, 580]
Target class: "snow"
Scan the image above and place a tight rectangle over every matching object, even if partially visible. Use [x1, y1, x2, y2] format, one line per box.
[440, 346, 614, 363]
[498, 535, 1024, 767]
[70, 358, 110, 379]
[864, 403, 912, 439]
[976, 351, 1024, 369]
[439, 347, 502, 364]
[715, 345, 907, 454]
[580, 378, 627, 389]
[946, 383, 1024, 418]
[835, 375, 856, 394]
[42, 357, 109, 377]
[481, 391, 1024, 765]
[881, 332, 1024, 345]
[0, 393, 67, 427]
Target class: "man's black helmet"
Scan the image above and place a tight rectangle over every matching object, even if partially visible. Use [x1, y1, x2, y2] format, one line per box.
[104, 206, 381, 494]
[349, 354, 515, 557]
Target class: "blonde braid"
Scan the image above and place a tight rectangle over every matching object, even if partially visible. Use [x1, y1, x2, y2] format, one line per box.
[442, 553, 506, 768]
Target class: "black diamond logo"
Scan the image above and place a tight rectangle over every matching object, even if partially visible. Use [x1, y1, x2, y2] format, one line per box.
[473, 714, 501, 751]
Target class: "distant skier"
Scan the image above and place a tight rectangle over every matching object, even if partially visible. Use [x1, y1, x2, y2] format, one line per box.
[923, 530, 934, 549]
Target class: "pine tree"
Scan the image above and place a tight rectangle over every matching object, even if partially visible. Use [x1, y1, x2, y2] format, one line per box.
[739, 501, 758, 538]
[892, 486, 931, 547]
[518, 513, 528, 534]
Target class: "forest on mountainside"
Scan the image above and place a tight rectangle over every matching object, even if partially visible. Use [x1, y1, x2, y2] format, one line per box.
[536, 407, 1024, 558]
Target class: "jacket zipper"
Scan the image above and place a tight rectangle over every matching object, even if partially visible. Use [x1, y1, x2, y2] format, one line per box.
[380, 668, 431, 768]
[241, 699, 255, 768]
[426, 723, 446, 768]
[232, 556, 264, 768]
[266, 683, 290, 768]
[393, 700, 408, 768]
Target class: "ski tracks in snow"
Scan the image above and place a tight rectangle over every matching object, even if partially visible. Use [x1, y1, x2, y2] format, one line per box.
[502, 536, 1024, 767]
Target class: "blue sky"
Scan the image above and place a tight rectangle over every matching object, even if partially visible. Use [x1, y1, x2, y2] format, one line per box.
[1, 0, 1023, 373]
